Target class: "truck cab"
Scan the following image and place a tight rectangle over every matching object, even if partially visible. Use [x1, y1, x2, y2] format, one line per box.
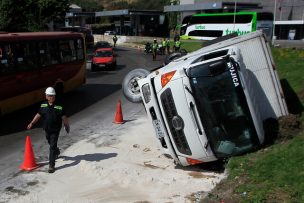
[137, 47, 263, 166]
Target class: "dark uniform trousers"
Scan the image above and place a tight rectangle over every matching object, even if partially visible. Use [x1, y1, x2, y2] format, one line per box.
[39, 101, 65, 168]
[46, 131, 60, 167]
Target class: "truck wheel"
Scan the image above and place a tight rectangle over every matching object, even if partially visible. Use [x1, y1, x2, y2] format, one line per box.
[179, 49, 188, 55]
[122, 69, 150, 103]
[164, 52, 183, 65]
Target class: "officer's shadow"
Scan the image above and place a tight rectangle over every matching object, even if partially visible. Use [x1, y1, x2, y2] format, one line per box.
[56, 153, 117, 171]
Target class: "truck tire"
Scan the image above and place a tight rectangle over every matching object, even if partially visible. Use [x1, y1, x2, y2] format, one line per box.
[164, 52, 183, 65]
[122, 69, 150, 103]
[179, 49, 188, 55]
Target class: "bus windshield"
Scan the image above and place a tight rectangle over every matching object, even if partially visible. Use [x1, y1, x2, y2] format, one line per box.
[189, 59, 260, 158]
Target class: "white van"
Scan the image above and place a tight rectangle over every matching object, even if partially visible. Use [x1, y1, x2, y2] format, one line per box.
[123, 31, 288, 166]
[104, 31, 116, 35]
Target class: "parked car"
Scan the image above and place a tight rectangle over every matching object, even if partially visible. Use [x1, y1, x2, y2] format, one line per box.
[91, 48, 116, 71]
[94, 41, 112, 50]
[104, 31, 116, 35]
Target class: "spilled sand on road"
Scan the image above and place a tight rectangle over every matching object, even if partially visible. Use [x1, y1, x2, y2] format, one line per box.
[7, 116, 226, 203]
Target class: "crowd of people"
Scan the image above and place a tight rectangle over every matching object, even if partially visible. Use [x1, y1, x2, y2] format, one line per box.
[151, 36, 181, 61]
[109, 33, 182, 61]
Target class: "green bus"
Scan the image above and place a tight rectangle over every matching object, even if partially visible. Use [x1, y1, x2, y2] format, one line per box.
[180, 12, 273, 40]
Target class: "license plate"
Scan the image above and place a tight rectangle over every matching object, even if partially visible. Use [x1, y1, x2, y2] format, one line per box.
[98, 64, 105, 67]
[152, 120, 164, 138]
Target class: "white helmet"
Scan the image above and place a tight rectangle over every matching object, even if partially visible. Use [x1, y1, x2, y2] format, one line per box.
[45, 87, 56, 95]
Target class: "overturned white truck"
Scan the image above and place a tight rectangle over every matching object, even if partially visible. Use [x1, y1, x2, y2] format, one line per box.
[123, 31, 288, 166]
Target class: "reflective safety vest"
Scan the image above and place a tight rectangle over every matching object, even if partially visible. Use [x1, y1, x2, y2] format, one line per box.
[162, 40, 166, 46]
[166, 40, 170, 46]
[39, 101, 66, 133]
[175, 41, 181, 48]
[152, 42, 158, 50]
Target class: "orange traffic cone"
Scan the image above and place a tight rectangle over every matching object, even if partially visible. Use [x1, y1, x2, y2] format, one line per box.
[113, 100, 124, 124]
[19, 136, 39, 171]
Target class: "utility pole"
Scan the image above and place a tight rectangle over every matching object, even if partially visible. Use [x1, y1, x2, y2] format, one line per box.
[272, 0, 277, 45]
[233, 0, 237, 32]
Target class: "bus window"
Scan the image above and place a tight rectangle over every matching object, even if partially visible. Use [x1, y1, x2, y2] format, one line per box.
[12, 43, 25, 67]
[0, 45, 9, 74]
[23, 42, 38, 70]
[48, 41, 59, 65]
[76, 39, 84, 60]
[38, 42, 51, 67]
[69, 40, 77, 61]
[39, 41, 59, 66]
[190, 14, 253, 24]
[59, 39, 77, 63]
[189, 30, 223, 38]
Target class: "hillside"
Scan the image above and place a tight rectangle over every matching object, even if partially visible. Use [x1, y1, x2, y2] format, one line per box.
[71, 0, 166, 11]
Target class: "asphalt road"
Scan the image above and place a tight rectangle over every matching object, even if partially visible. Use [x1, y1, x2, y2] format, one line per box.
[0, 47, 166, 182]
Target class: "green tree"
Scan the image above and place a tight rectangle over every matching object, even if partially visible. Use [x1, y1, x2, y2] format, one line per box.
[71, 0, 103, 11]
[129, 0, 170, 10]
[109, 1, 129, 10]
[0, 0, 70, 32]
[0, 0, 26, 31]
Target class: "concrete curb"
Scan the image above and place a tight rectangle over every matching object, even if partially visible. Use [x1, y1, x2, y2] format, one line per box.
[119, 43, 145, 51]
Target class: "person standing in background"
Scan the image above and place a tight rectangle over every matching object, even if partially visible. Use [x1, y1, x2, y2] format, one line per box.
[152, 39, 158, 61]
[113, 35, 118, 47]
[165, 38, 170, 54]
[174, 38, 181, 52]
[161, 38, 166, 55]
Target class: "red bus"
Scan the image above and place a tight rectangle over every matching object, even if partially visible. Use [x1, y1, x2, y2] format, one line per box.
[0, 32, 86, 115]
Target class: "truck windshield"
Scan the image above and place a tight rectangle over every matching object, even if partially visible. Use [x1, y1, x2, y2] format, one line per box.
[189, 58, 260, 158]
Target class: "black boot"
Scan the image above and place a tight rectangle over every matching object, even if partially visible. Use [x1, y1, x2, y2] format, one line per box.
[48, 165, 55, 173]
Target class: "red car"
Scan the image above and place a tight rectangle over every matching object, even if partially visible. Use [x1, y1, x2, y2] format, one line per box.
[91, 48, 117, 71]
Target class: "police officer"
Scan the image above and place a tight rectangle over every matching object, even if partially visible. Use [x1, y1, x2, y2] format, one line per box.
[27, 87, 70, 173]
[174, 38, 181, 52]
[152, 39, 158, 61]
[161, 38, 166, 55]
[165, 38, 170, 54]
